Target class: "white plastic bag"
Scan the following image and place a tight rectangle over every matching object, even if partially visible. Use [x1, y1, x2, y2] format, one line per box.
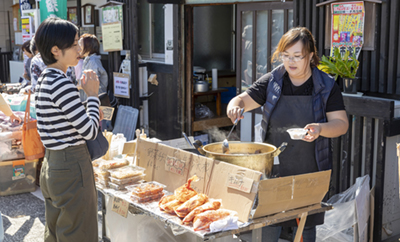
[316, 175, 370, 242]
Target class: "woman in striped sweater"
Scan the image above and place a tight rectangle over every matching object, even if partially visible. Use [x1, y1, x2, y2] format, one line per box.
[34, 18, 101, 242]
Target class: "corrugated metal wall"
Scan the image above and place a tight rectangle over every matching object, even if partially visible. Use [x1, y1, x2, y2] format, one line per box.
[293, 0, 400, 98]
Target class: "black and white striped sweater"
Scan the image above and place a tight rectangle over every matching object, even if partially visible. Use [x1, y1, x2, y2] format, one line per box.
[35, 68, 100, 150]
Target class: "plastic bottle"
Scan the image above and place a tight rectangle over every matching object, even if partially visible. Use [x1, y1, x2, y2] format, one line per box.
[120, 51, 131, 76]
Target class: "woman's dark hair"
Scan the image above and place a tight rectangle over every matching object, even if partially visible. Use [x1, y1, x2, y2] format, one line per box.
[34, 17, 78, 65]
[272, 27, 320, 67]
[80, 34, 100, 56]
[21, 40, 32, 54]
[30, 38, 37, 55]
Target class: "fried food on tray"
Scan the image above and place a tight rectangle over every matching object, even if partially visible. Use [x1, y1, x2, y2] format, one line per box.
[158, 194, 176, 210]
[174, 175, 199, 203]
[174, 194, 208, 218]
[182, 199, 221, 224]
[193, 209, 235, 231]
[161, 199, 183, 214]
[129, 182, 165, 197]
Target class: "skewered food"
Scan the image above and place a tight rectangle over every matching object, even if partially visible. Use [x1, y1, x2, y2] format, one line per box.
[159, 194, 176, 209]
[193, 209, 235, 231]
[174, 175, 199, 202]
[161, 199, 183, 214]
[182, 199, 221, 224]
[174, 194, 208, 218]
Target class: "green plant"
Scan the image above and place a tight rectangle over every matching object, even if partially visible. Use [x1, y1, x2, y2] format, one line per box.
[318, 48, 359, 81]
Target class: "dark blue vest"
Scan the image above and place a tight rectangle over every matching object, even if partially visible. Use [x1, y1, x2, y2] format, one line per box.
[259, 64, 335, 171]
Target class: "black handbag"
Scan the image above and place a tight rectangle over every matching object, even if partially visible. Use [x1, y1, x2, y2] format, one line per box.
[86, 127, 109, 160]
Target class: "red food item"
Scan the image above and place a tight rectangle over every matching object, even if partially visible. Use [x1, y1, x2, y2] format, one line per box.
[182, 200, 221, 224]
[193, 209, 232, 231]
[158, 194, 176, 210]
[174, 194, 208, 218]
[161, 199, 183, 214]
[174, 175, 199, 203]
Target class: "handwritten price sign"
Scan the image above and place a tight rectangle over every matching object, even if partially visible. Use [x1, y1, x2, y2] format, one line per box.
[226, 172, 254, 194]
[165, 156, 186, 175]
[111, 197, 129, 218]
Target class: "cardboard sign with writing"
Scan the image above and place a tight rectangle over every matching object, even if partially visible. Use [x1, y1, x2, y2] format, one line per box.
[226, 172, 254, 194]
[165, 156, 186, 175]
[111, 197, 129, 218]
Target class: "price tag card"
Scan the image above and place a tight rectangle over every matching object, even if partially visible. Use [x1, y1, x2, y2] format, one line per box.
[165, 156, 186, 175]
[111, 197, 129, 218]
[226, 172, 254, 194]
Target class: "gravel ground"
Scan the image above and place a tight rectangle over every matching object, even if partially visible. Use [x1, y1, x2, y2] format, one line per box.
[0, 189, 103, 242]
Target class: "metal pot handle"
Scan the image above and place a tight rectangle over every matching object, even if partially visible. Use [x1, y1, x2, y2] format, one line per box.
[272, 142, 287, 157]
[193, 140, 206, 155]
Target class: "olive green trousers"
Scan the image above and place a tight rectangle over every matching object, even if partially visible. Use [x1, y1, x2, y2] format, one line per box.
[40, 144, 98, 242]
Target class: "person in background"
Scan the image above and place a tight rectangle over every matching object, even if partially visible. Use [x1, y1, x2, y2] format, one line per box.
[78, 34, 108, 103]
[34, 17, 101, 242]
[21, 40, 33, 82]
[0, 95, 21, 242]
[30, 39, 76, 92]
[228, 27, 348, 242]
[0, 94, 22, 124]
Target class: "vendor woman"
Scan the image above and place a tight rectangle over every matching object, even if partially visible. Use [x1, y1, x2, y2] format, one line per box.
[227, 27, 348, 241]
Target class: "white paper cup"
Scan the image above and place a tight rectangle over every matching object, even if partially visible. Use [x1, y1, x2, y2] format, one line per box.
[286, 128, 307, 140]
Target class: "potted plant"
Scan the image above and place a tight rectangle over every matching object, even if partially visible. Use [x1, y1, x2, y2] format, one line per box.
[318, 48, 360, 94]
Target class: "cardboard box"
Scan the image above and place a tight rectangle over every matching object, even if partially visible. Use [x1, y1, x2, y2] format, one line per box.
[253, 170, 331, 219]
[135, 138, 331, 222]
[0, 159, 38, 196]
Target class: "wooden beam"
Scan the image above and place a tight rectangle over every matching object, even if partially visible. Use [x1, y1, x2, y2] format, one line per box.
[342, 96, 394, 119]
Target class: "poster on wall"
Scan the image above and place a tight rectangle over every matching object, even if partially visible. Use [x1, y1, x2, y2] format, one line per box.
[40, 0, 67, 22]
[102, 22, 123, 52]
[330, 1, 364, 58]
[21, 16, 33, 43]
[19, 0, 32, 11]
[113, 72, 130, 98]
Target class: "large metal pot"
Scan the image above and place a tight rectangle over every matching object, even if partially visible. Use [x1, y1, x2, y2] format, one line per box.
[194, 141, 287, 177]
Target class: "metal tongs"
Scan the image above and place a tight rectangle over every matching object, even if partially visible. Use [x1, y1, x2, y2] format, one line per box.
[222, 108, 245, 154]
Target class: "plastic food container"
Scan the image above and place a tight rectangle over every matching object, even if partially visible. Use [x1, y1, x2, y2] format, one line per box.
[98, 159, 129, 171]
[286, 128, 308, 140]
[94, 167, 110, 176]
[126, 181, 166, 197]
[108, 182, 128, 191]
[130, 191, 164, 203]
[109, 174, 145, 185]
[0, 159, 37, 196]
[108, 166, 145, 179]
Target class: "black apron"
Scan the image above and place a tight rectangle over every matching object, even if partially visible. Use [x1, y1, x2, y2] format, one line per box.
[265, 95, 324, 227]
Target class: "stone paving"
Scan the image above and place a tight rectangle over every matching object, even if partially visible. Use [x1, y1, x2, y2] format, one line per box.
[0, 188, 103, 242]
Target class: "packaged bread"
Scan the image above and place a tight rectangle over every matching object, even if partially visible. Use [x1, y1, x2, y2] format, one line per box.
[108, 166, 145, 179]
